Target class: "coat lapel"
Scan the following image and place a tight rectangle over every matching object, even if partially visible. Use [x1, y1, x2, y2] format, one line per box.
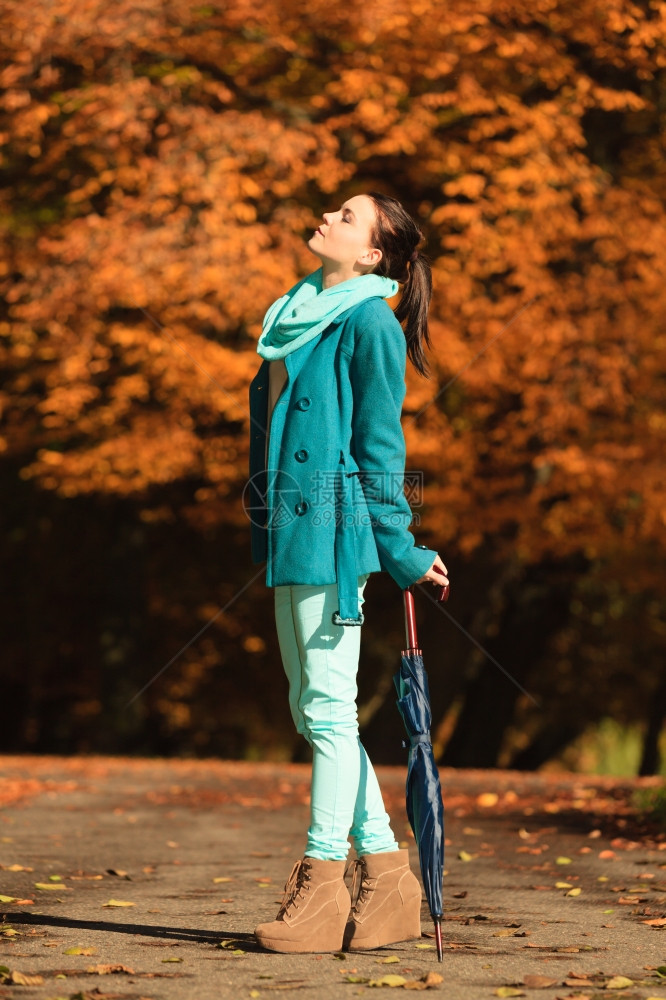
[283, 331, 322, 384]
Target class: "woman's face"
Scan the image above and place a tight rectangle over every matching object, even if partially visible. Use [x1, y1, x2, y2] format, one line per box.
[307, 194, 381, 275]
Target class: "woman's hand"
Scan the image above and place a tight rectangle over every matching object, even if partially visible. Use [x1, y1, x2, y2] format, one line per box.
[415, 554, 449, 587]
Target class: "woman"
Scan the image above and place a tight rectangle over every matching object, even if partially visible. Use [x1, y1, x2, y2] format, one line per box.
[247, 192, 449, 954]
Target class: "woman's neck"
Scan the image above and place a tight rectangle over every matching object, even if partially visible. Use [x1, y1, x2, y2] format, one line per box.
[321, 263, 366, 290]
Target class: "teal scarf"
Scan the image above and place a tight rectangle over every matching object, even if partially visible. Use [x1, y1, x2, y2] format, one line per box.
[257, 268, 398, 360]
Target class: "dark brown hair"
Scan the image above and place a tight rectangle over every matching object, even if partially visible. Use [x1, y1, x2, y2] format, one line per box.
[368, 192, 433, 377]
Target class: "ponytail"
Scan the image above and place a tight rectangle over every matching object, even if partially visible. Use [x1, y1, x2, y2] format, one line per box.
[368, 192, 433, 378]
[394, 253, 433, 377]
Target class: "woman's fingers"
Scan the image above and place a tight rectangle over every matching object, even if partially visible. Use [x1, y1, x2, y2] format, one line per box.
[431, 556, 448, 582]
[413, 554, 450, 586]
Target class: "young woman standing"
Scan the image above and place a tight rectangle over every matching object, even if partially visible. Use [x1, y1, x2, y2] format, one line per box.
[247, 192, 449, 954]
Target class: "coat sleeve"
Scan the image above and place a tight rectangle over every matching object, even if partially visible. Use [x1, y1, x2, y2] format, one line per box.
[347, 301, 438, 589]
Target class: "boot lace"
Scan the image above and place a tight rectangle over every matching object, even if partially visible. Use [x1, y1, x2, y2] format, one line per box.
[276, 859, 312, 920]
[346, 858, 374, 915]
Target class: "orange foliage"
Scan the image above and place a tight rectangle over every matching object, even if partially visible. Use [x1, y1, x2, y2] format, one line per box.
[1, 0, 665, 568]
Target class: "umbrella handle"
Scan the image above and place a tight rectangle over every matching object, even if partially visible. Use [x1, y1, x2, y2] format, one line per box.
[404, 580, 450, 650]
[404, 586, 418, 650]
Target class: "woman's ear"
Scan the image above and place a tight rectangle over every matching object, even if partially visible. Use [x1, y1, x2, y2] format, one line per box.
[358, 247, 382, 269]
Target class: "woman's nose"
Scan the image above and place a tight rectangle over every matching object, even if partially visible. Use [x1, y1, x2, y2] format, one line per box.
[322, 211, 333, 225]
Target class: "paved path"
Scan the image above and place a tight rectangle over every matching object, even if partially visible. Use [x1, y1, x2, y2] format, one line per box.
[0, 756, 664, 1000]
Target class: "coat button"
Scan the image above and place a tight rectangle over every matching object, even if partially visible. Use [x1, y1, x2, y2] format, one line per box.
[295, 396, 312, 410]
[295, 500, 309, 516]
[294, 449, 309, 462]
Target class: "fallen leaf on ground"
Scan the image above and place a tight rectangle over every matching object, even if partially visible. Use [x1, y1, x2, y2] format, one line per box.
[102, 899, 135, 907]
[605, 976, 634, 989]
[9, 970, 44, 986]
[86, 963, 135, 974]
[368, 974, 407, 987]
[257, 980, 310, 990]
[494, 989, 525, 997]
[422, 972, 443, 986]
[377, 956, 400, 964]
[523, 975, 558, 988]
[64, 947, 96, 955]
[556, 857, 572, 865]
[477, 793, 498, 807]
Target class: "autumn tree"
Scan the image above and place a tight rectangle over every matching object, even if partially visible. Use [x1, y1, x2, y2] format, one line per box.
[1, 0, 665, 768]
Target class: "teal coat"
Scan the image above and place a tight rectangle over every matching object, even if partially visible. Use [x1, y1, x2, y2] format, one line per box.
[247, 296, 437, 625]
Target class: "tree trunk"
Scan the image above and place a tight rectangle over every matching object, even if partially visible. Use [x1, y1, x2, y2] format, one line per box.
[509, 722, 585, 771]
[441, 562, 571, 769]
[639, 675, 666, 776]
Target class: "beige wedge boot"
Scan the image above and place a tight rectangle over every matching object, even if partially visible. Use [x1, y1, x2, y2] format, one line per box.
[254, 857, 351, 954]
[343, 848, 422, 951]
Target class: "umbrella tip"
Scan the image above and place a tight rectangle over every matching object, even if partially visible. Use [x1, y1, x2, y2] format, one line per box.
[433, 915, 443, 962]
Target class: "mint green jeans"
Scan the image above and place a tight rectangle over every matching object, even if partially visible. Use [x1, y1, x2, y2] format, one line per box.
[274, 573, 399, 861]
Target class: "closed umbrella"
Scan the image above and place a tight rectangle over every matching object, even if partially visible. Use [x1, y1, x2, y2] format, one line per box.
[393, 582, 448, 962]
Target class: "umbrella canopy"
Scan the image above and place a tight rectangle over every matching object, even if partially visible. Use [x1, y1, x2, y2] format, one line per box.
[393, 585, 447, 961]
